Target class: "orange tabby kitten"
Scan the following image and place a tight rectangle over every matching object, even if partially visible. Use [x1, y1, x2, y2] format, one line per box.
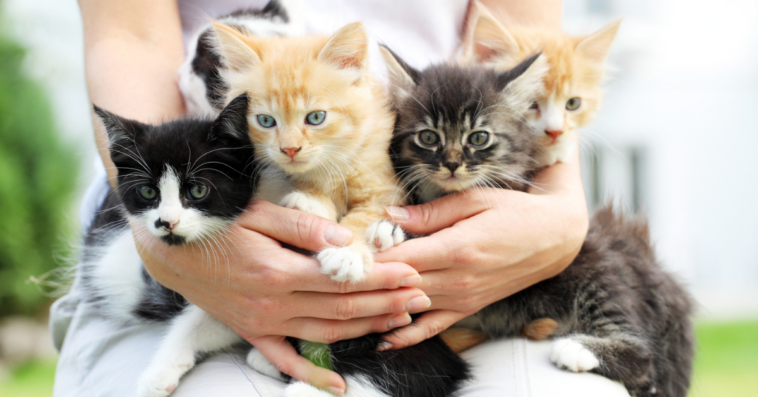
[211, 22, 404, 282]
[463, 1, 620, 166]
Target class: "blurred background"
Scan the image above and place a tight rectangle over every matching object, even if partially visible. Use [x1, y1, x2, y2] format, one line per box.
[0, 0, 755, 395]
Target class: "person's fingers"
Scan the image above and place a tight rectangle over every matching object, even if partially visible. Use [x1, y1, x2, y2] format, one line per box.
[292, 262, 422, 293]
[251, 335, 346, 395]
[374, 229, 466, 273]
[378, 310, 467, 351]
[285, 312, 413, 344]
[291, 288, 430, 320]
[238, 199, 354, 252]
[384, 188, 515, 235]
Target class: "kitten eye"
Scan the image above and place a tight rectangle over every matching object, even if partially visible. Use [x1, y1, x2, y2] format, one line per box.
[138, 185, 157, 201]
[417, 130, 439, 147]
[566, 97, 581, 111]
[188, 184, 209, 200]
[305, 111, 326, 126]
[529, 102, 539, 110]
[257, 115, 276, 128]
[468, 131, 490, 147]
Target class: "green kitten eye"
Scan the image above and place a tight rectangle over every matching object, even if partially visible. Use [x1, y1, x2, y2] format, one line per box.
[566, 97, 581, 111]
[418, 130, 439, 147]
[257, 115, 276, 128]
[188, 184, 209, 200]
[468, 131, 490, 147]
[305, 111, 326, 126]
[138, 185, 157, 200]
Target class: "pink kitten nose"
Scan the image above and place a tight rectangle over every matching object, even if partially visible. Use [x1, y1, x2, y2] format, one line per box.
[155, 219, 179, 231]
[281, 147, 302, 160]
[545, 130, 563, 143]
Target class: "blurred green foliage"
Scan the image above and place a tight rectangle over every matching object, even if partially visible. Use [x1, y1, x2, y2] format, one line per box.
[0, 358, 56, 397]
[690, 320, 758, 397]
[0, 20, 77, 316]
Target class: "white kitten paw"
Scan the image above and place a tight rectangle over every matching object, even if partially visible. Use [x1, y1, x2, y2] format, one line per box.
[366, 220, 405, 252]
[279, 192, 330, 219]
[246, 348, 285, 381]
[550, 337, 600, 373]
[317, 246, 371, 282]
[137, 354, 195, 397]
[284, 381, 335, 397]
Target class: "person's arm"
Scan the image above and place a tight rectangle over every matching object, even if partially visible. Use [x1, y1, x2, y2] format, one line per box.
[79, 0, 186, 185]
[78, 2, 427, 393]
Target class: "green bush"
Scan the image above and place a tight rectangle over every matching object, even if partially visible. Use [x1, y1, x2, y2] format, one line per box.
[0, 23, 77, 316]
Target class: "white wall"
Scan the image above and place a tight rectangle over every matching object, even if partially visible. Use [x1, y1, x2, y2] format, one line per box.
[566, 0, 758, 319]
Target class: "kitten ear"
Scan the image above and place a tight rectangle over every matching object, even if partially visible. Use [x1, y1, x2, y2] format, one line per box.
[464, 1, 521, 64]
[211, 93, 250, 140]
[379, 45, 420, 89]
[575, 19, 621, 64]
[497, 53, 549, 110]
[93, 105, 144, 145]
[211, 22, 261, 72]
[318, 22, 369, 77]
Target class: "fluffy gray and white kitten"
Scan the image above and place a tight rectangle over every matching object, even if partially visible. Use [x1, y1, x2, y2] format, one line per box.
[82, 94, 259, 397]
[381, 46, 695, 397]
[178, 0, 304, 116]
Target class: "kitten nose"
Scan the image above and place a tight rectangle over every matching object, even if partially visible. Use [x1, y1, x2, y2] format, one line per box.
[444, 162, 461, 174]
[155, 219, 179, 231]
[545, 130, 563, 141]
[281, 147, 302, 160]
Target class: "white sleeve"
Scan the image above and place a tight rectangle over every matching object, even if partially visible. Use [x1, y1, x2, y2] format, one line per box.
[79, 157, 111, 232]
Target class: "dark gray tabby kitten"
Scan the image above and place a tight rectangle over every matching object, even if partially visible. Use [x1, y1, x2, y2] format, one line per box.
[82, 94, 257, 397]
[381, 45, 695, 397]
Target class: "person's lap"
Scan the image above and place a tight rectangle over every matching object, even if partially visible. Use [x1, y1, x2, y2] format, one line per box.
[52, 294, 629, 397]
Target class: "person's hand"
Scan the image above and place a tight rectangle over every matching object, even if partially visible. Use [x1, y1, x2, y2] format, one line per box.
[136, 199, 428, 395]
[374, 139, 588, 350]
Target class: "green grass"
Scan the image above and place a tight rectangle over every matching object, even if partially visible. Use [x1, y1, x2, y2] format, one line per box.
[690, 320, 758, 397]
[0, 358, 56, 397]
[0, 321, 756, 397]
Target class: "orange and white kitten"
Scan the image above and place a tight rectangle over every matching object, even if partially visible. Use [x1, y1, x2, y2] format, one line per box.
[463, 1, 620, 166]
[211, 22, 404, 282]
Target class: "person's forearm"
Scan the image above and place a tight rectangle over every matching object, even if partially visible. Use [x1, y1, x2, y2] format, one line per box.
[478, 0, 563, 30]
[79, 0, 185, 186]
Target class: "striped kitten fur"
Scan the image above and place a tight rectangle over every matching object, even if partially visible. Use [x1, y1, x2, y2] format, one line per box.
[178, 0, 304, 117]
[462, 0, 620, 167]
[381, 46, 695, 397]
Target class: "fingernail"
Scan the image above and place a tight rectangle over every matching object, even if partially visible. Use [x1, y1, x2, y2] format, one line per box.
[324, 224, 352, 246]
[385, 206, 409, 221]
[327, 386, 345, 395]
[406, 296, 431, 312]
[377, 341, 393, 352]
[399, 274, 421, 287]
[388, 313, 411, 328]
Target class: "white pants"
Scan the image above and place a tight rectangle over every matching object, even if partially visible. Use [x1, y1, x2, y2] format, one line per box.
[51, 291, 629, 397]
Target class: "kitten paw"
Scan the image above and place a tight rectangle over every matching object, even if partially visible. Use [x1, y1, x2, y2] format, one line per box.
[137, 354, 195, 397]
[246, 348, 285, 381]
[550, 337, 600, 373]
[284, 381, 335, 397]
[366, 220, 405, 252]
[279, 192, 330, 219]
[317, 246, 371, 282]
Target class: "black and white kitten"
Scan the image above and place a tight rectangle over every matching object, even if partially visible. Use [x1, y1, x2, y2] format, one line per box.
[380, 46, 695, 397]
[179, 0, 304, 116]
[83, 94, 257, 397]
